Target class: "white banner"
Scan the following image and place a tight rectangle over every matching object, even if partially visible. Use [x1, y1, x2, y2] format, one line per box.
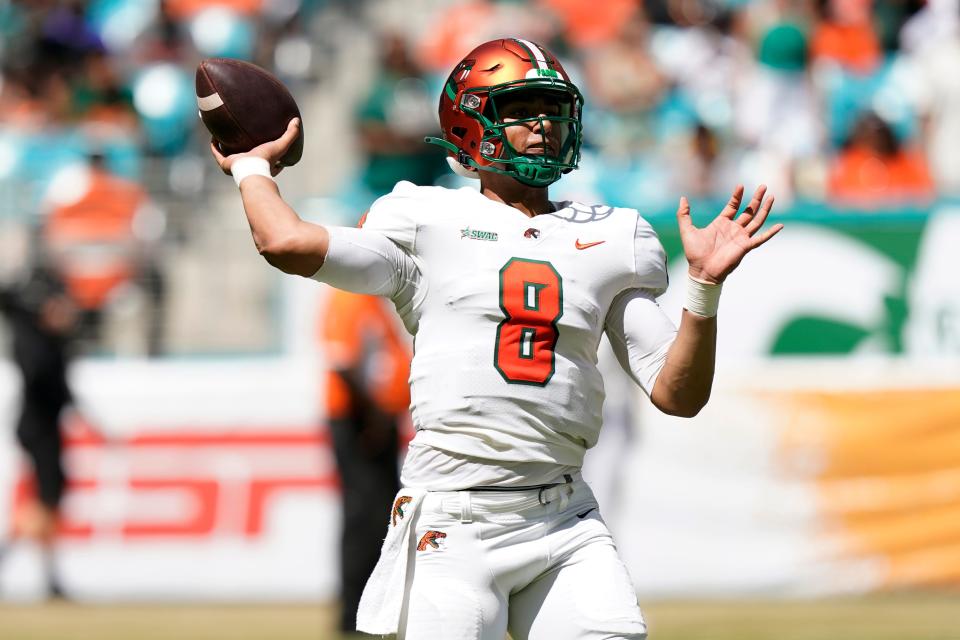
[0, 358, 341, 602]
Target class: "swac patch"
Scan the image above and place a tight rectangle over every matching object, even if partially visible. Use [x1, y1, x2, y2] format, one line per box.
[461, 227, 499, 241]
[524, 228, 540, 239]
[392, 495, 412, 526]
[417, 530, 447, 551]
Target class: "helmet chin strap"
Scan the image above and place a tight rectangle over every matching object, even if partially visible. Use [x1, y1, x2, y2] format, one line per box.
[425, 136, 481, 180]
[446, 156, 480, 180]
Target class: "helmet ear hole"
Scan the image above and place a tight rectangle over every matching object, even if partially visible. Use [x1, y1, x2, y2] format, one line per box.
[452, 126, 467, 141]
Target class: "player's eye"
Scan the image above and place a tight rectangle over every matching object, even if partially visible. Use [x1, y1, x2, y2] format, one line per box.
[502, 105, 531, 118]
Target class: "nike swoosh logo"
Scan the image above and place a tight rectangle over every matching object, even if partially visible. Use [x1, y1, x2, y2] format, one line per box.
[576, 508, 596, 519]
[575, 240, 605, 250]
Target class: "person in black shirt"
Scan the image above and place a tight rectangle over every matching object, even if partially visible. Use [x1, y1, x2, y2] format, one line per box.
[0, 265, 78, 598]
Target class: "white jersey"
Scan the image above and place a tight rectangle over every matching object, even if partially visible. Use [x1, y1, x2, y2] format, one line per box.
[313, 182, 676, 489]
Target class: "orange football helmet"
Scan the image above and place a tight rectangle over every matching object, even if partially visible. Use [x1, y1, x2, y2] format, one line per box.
[425, 38, 583, 188]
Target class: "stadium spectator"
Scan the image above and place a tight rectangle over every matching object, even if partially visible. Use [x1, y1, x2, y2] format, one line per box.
[355, 32, 446, 197]
[38, 0, 106, 64]
[582, 10, 664, 115]
[901, 4, 960, 196]
[897, 0, 953, 55]
[0, 65, 73, 129]
[734, 18, 824, 203]
[581, 9, 667, 156]
[42, 153, 165, 355]
[133, 0, 197, 65]
[417, 0, 555, 74]
[668, 121, 740, 200]
[70, 50, 138, 132]
[536, 0, 637, 48]
[319, 288, 411, 637]
[811, 0, 882, 73]
[164, 0, 262, 20]
[827, 111, 935, 207]
[0, 264, 78, 600]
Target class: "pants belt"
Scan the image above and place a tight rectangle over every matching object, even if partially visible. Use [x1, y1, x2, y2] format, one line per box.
[438, 474, 577, 521]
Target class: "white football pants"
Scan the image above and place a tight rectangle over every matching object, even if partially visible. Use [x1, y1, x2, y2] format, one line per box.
[396, 476, 648, 640]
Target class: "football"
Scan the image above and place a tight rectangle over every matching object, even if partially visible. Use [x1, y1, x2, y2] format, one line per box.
[195, 58, 304, 166]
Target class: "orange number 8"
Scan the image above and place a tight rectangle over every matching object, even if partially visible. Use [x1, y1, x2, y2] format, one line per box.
[494, 258, 563, 386]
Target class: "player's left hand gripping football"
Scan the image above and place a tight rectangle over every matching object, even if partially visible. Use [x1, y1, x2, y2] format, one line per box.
[677, 184, 783, 284]
[210, 118, 301, 178]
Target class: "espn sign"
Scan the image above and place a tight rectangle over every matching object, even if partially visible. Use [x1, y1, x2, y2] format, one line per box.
[13, 419, 337, 540]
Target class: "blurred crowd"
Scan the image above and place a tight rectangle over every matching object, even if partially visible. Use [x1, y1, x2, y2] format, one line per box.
[388, 0, 958, 210]
[0, 0, 325, 355]
[1, 0, 958, 356]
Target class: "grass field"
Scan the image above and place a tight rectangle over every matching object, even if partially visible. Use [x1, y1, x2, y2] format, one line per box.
[0, 594, 957, 639]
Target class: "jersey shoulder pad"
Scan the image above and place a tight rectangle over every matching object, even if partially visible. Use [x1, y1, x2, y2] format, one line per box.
[385, 180, 464, 203]
[552, 200, 616, 224]
[362, 181, 439, 250]
[581, 205, 667, 296]
[614, 206, 668, 296]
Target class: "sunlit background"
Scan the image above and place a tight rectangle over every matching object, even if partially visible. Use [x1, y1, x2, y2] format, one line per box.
[0, 0, 958, 638]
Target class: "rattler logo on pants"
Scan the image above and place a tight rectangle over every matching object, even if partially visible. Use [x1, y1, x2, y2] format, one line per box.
[417, 530, 447, 551]
[392, 496, 412, 526]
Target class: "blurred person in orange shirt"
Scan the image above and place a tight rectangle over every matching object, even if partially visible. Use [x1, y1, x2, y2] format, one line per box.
[163, 0, 261, 19]
[811, 0, 882, 73]
[417, 0, 556, 74]
[43, 153, 165, 355]
[319, 288, 411, 636]
[827, 111, 934, 207]
[536, 0, 636, 49]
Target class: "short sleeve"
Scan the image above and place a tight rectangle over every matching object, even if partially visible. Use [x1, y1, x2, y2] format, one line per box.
[633, 215, 669, 296]
[604, 288, 677, 396]
[311, 181, 431, 332]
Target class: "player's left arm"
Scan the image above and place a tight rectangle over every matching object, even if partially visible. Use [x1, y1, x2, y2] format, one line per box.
[650, 185, 781, 417]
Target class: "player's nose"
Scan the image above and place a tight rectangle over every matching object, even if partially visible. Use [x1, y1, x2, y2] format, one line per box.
[531, 115, 553, 138]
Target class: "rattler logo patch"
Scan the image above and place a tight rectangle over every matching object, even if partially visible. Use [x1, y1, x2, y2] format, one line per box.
[392, 496, 412, 526]
[417, 530, 447, 551]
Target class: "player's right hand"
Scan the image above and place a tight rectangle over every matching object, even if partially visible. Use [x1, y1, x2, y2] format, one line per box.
[210, 118, 301, 178]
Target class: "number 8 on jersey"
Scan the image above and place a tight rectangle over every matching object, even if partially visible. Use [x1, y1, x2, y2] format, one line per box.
[495, 258, 563, 386]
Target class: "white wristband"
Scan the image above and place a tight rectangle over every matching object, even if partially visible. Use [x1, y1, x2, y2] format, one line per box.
[231, 157, 274, 187]
[685, 273, 723, 318]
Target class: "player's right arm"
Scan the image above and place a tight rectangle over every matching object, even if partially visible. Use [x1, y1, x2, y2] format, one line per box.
[211, 118, 328, 277]
[210, 119, 418, 303]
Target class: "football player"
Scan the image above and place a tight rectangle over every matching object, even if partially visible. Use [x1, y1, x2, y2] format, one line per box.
[211, 38, 781, 640]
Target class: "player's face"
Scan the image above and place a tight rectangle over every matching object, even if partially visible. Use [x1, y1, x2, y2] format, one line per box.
[497, 91, 565, 158]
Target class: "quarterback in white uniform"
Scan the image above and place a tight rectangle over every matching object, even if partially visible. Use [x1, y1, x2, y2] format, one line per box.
[212, 37, 781, 640]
